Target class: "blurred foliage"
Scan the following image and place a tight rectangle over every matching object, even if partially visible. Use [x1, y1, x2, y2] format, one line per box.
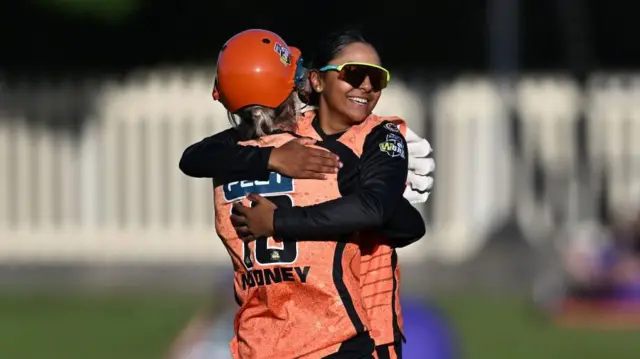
[32, 0, 142, 23]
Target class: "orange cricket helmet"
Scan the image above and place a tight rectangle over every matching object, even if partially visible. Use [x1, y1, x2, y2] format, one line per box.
[213, 29, 301, 112]
[289, 46, 302, 67]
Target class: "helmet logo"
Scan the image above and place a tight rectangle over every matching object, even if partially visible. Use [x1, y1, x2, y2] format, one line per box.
[274, 43, 292, 66]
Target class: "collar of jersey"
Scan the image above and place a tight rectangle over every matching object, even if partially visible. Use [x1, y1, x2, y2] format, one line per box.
[311, 115, 346, 141]
[270, 129, 301, 137]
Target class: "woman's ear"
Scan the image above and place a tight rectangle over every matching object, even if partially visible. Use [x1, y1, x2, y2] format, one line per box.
[309, 71, 323, 92]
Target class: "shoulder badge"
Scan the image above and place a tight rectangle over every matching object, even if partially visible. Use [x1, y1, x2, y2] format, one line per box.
[384, 122, 400, 133]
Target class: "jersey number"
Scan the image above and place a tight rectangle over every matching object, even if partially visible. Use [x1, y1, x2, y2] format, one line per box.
[239, 195, 298, 270]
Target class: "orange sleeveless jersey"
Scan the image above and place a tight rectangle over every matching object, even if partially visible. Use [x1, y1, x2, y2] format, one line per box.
[214, 132, 371, 359]
[297, 112, 408, 347]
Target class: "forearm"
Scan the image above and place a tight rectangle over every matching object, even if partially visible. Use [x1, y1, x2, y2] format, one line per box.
[274, 121, 410, 240]
[179, 129, 272, 181]
[274, 189, 394, 239]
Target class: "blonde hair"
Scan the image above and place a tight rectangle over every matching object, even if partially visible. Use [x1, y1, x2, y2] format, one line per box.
[228, 92, 300, 140]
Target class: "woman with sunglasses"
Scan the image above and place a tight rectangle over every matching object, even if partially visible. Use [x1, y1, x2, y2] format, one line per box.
[172, 29, 433, 359]
[210, 29, 403, 359]
[179, 50, 433, 204]
[232, 28, 414, 359]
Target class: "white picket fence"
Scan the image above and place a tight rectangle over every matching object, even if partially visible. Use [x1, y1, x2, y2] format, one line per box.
[1, 69, 640, 264]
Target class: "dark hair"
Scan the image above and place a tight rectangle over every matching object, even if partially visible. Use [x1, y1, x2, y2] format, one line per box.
[309, 27, 369, 69]
[305, 28, 370, 106]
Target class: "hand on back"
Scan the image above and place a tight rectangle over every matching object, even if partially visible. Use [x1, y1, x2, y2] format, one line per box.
[268, 138, 342, 180]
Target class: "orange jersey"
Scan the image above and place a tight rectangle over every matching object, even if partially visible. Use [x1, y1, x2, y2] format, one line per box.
[372, 341, 402, 359]
[297, 113, 408, 347]
[360, 240, 404, 347]
[214, 132, 372, 359]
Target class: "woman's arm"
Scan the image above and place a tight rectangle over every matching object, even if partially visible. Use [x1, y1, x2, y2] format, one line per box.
[179, 128, 273, 182]
[179, 129, 340, 182]
[272, 121, 416, 239]
[378, 198, 426, 247]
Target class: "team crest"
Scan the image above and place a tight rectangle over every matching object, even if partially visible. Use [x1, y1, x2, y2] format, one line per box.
[384, 122, 400, 133]
[379, 133, 405, 159]
[274, 43, 292, 66]
[270, 251, 280, 261]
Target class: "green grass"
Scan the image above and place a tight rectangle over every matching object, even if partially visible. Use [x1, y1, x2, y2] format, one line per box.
[0, 292, 204, 359]
[0, 292, 638, 359]
[438, 295, 640, 359]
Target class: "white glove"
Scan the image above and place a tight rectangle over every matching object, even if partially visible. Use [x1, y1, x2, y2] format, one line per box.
[404, 127, 435, 204]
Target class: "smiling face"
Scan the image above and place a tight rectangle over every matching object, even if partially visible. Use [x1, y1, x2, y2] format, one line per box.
[311, 42, 383, 129]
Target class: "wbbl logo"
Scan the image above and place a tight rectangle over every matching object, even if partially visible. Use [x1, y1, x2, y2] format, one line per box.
[223, 172, 294, 202]
[379, 133, 405, 159]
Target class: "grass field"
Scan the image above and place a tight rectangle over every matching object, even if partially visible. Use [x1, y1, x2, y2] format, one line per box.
[0, 292, 638, 359]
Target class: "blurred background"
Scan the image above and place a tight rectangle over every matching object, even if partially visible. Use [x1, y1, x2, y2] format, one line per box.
[2, 0, 640, 358]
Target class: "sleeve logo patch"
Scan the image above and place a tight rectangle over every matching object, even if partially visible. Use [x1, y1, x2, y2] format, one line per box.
[379, 133, 405, 159]
[384, 122, 400, 133]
